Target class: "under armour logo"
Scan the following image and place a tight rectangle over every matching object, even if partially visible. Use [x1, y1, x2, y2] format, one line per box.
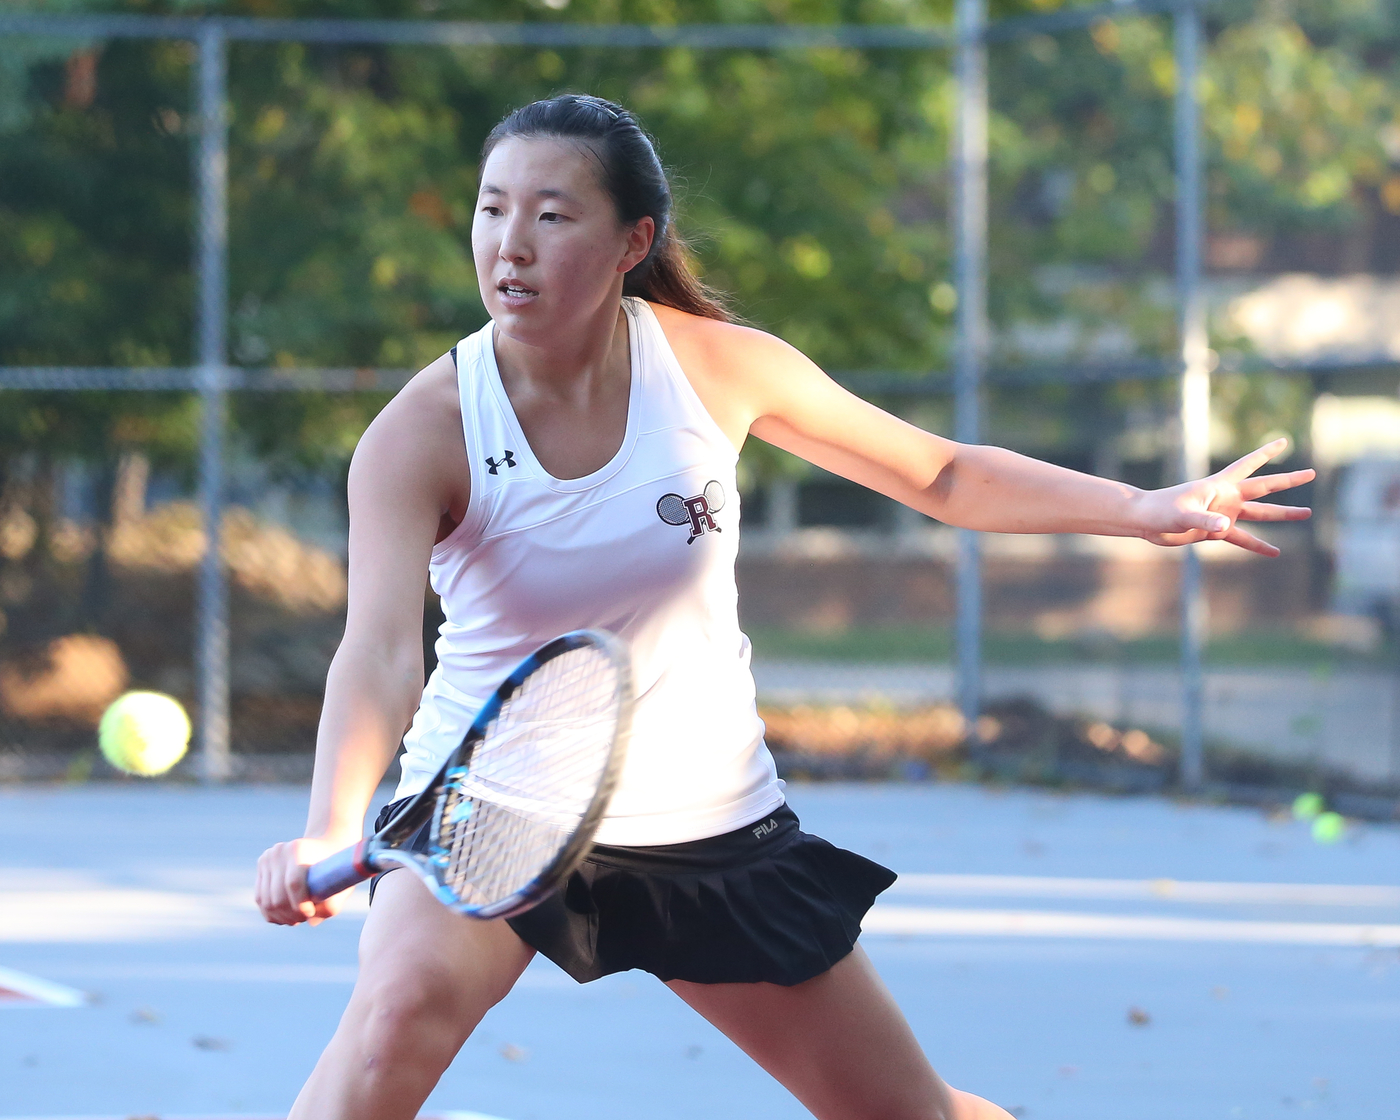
[657, 481, 725, 544]
[485, 451, 516, 475]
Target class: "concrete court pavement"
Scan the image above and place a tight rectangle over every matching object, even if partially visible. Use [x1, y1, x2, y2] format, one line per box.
[1, 781, 1398, 1120]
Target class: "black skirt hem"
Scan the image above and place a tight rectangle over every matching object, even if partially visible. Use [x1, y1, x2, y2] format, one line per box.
[506, 805, 896, 986]
[370, 800, 896, 988]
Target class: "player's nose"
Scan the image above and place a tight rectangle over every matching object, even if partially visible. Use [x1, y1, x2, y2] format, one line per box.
[498, 217, 534, 264]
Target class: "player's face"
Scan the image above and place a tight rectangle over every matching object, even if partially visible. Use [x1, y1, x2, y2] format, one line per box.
[473, 136, 653, 343]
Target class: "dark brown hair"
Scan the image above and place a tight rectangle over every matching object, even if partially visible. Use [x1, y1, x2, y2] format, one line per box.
[482, 94, 731, 323]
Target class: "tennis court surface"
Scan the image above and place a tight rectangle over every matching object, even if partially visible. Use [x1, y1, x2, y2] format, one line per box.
[2, 782, 1397, 1120]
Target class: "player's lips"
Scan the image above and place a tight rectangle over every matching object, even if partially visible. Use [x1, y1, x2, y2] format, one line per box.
[497, 279, 539, 301]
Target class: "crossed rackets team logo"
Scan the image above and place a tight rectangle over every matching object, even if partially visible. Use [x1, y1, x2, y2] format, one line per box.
[657, 480, 725, 544]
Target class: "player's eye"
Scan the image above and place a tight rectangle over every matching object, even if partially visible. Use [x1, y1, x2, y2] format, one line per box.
[540, 211, 564, 222]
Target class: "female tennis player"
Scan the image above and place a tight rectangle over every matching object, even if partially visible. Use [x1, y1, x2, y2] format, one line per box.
[255, 94, 1313, 1120]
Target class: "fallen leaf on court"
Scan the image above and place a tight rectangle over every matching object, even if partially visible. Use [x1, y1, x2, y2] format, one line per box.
[499, 1042, 529, 1062]
[1057, 1065, 1078, 1077]
[129, 1006, 161, 1024]
[1211, 986, 1230, 1000]
[685, 1045, 703, 1058]
[1128, 1006, 1151, 1026]
[192, 1035, 231, 1051]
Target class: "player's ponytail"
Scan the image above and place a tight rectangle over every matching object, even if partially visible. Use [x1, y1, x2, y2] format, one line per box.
[482, 95, 732, 323]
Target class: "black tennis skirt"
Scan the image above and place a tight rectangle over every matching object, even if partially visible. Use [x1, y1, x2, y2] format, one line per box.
[369, 800, 896, 986]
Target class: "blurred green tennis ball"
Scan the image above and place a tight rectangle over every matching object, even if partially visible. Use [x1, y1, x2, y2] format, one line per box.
[1311, 811, 1345, 845]
[98, 691, 191, 776]
[1292, 792, 1325, 821]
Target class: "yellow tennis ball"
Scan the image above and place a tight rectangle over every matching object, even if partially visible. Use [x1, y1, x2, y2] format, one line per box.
[98, 691, 191, 776]
[1292, 792, 1324, 821]
[1311, 811, 1345, 845]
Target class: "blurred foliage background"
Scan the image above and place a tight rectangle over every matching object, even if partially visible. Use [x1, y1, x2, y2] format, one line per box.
[2, 0, 1396, 483]
[2, 0, 1398, 771]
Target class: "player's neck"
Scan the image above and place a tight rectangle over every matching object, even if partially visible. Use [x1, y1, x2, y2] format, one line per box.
[494, 302, 630, 407]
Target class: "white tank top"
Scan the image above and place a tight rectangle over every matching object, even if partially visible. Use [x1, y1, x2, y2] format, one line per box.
[393, 297, 784, 846]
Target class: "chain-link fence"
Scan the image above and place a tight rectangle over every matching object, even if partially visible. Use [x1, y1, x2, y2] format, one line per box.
[3, 4, 1397, 800]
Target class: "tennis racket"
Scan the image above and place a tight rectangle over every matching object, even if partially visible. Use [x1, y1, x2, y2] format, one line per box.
[305, 629, 632, 919]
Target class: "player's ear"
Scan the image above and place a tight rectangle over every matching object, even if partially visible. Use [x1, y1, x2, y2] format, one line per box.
[620, 216, 655, 273]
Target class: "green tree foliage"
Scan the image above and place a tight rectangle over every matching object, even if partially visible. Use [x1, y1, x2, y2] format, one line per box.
[1, 0, 1397, 481]
[0, 32, 198, 469]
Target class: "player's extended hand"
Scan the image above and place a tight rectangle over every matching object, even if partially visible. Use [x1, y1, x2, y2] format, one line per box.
[255, 836, 355, 926]
[1131, 438, 1314, 556]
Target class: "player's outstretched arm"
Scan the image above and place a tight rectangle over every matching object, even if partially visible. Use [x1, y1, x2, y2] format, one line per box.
[670, 317, 1312, 555]
[255, 353, 467, 926]
[897, 435, 1312, 556]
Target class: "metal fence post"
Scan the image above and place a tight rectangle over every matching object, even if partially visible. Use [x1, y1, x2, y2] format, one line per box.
[953, 0, 988, 734]
[1174, 1, 1208, 791]
[195, 22, 231, 781]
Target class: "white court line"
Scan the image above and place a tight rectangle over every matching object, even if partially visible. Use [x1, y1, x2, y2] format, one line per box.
[886, 874, 1400, 907]
[863, 906, 1400, 946]
[0, 889, 263, 942]
[0, 965, 86, 1008]
[0, 887, 369, 943]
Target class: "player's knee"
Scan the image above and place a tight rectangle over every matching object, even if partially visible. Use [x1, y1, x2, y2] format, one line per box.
[872, 1104, 949, 1120]
[943, 1087, 1015, 1120]
[349, 965, 475, 1065]
[819, 1082, 951, 1120]
[862, 1084, 989, 1120]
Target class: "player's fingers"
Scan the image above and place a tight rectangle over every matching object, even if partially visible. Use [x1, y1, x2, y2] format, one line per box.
[1177, 509, 1231, 536]
[256, 851, 277, 912]
[255, 849, 287, 923]
[1147, 529, 1210, 549]
[1238, 468, 1315, 498]
[282, 859, 314, 923]
[1218, 438, 1288, 482]
[1237, 501, 1311, 522]
[315, 890, 347, 921]
[1222, 524, 1279, 557]
[259, 853, 286, 923]
[304, 885, 348, 927]
[255, 843, 305, 925]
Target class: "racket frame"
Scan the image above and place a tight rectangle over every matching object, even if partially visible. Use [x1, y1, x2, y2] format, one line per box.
[306, 629, 631, 919]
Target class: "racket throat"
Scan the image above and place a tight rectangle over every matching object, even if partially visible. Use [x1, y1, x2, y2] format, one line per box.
[350, 838, 376, 878]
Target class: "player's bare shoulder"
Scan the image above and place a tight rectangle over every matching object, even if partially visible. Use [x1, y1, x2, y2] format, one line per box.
[349, 351, 468, 518]
[648, 302, 797, 377]
[647, 303, 806, 448]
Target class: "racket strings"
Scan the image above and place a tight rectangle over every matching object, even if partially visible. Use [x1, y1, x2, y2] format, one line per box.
[431, 643, 622, 911]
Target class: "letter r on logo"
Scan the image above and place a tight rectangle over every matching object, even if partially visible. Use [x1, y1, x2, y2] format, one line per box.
[683, 495, 719, 540]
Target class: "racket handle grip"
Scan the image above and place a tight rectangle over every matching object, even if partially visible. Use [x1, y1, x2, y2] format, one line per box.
[305, 840, 375, 901]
